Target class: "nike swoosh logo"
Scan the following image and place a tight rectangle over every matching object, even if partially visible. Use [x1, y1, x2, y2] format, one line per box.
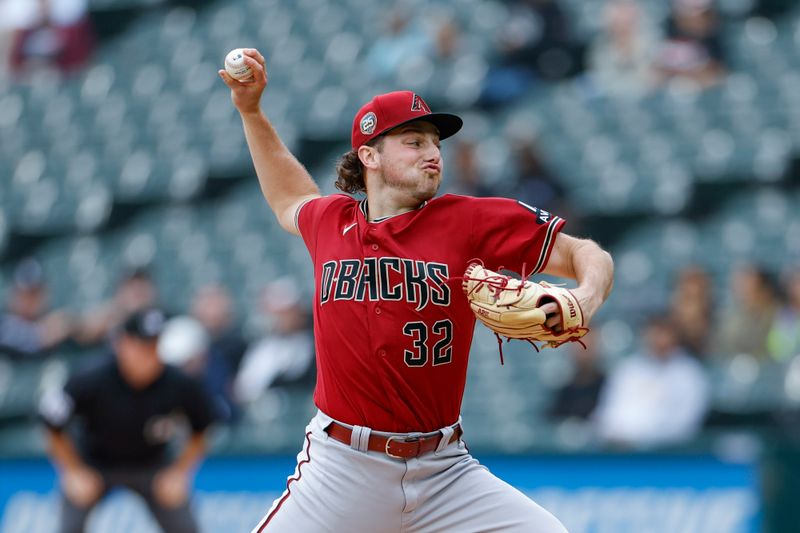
[342, 222, 357, 236]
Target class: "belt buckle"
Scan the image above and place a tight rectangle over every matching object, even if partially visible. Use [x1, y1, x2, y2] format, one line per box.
[385, 434, 421, 459]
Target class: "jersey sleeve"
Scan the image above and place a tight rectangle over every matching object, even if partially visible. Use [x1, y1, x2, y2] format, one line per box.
[296, 195, 350, 256]
[468, 197, 566, 275]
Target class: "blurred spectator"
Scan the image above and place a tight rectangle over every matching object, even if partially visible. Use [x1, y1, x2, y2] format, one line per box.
[446, 139, 493, 197]
[767, 268, 800, 362]
[654, 0, 726, 88]
[191, 284, 247, 377]
[714, 264, 780, 360]
[669, 265, 715, 358]
[480, 0, 581, 107]
[6, 0, 95, 74]
[0, 258, 71, 358]
[431, 13, 462, 62]
[233, 278, 314, 404]
[159, 316, 209, 377]
[158, 315, 235, 423]
[594, 315, 709, 448]
[548, 330, 606, 422]
[74, 267, 158, 346]
[509, 135, 567, 213]
[190, 284, 249, 419]
[365, 6, 432, 81]
[39, 308, 215, 533]
[0, 2, 14, 74]
[587, 0, 659, 97]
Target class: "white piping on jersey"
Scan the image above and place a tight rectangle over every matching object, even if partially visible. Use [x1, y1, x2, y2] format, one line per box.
[294, 197, 317, 233]
[359, 199, 429, 224]
[532, 216, 562, 274]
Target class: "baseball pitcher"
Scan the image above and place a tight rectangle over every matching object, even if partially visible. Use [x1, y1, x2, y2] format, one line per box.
[219, 49, 614, 533]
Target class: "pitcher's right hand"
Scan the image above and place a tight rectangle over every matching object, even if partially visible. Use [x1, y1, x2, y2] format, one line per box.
[218, 48, 267, 115]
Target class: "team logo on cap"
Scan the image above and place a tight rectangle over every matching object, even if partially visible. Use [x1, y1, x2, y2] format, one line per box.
[411, 94, 430, 113]
[360, 112, 377, 135]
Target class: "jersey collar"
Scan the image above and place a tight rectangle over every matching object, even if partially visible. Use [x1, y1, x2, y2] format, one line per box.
[360, 199, 429, 224]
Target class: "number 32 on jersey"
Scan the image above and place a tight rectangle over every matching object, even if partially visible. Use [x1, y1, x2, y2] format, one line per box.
[402, 320, 453, 367]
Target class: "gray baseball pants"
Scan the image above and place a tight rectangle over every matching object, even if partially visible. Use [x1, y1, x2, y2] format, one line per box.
[252, 410, 567, 533]
[59, 465, 198, 533]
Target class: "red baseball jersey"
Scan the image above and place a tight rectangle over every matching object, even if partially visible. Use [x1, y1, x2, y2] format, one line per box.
[297, 194, 565, 433]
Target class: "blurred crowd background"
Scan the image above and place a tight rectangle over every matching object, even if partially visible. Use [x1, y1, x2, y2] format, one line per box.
[0, 0, 799, 466]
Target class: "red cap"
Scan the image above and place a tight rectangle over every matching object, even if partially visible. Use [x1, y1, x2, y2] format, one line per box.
[351, 91, 463, 150]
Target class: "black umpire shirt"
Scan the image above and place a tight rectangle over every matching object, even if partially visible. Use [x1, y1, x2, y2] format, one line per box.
[40, 355, 216, 468]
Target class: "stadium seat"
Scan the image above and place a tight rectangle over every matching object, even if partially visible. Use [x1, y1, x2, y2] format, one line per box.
[2, 0, 800, 451]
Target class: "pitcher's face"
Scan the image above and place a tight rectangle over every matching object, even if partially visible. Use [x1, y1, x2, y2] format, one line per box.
[375, 122, 443, 202]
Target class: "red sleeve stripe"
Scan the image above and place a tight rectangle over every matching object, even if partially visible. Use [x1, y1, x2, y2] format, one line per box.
[532, 216, 562, 274]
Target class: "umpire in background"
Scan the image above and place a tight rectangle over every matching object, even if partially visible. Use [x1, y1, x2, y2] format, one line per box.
[38, 308, 217, 533]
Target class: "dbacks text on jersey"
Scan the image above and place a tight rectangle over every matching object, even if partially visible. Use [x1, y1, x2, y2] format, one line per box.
[320, 258, 450, 311]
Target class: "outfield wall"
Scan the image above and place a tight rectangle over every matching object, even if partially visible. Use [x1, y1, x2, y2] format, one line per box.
[0, 454, 759, 533]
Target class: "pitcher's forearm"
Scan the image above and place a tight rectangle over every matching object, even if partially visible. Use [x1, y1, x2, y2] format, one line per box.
[240, 110, 320, 217]
[219, 48, 320, 231]
[571, 240, 614, 318]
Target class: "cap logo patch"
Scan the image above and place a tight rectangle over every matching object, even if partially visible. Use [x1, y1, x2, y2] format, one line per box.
[360, 112, 377, 135]
[411, 94, 430, 113]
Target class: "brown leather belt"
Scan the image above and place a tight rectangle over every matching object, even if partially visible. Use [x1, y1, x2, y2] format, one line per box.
[325, 421, 462, 460]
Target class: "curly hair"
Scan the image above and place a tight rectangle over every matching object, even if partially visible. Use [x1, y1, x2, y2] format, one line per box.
[335, 137, 384, 194]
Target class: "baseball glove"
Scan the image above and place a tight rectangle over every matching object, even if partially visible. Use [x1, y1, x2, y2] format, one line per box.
[462, 262, 588, 357]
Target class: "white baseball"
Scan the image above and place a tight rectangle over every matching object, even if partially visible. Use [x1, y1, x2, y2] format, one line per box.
[224, 48, 254, 81]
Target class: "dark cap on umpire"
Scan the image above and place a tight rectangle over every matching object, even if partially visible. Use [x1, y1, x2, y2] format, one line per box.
[351, 91, 463, 150]
[123, 308, 167, 340]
